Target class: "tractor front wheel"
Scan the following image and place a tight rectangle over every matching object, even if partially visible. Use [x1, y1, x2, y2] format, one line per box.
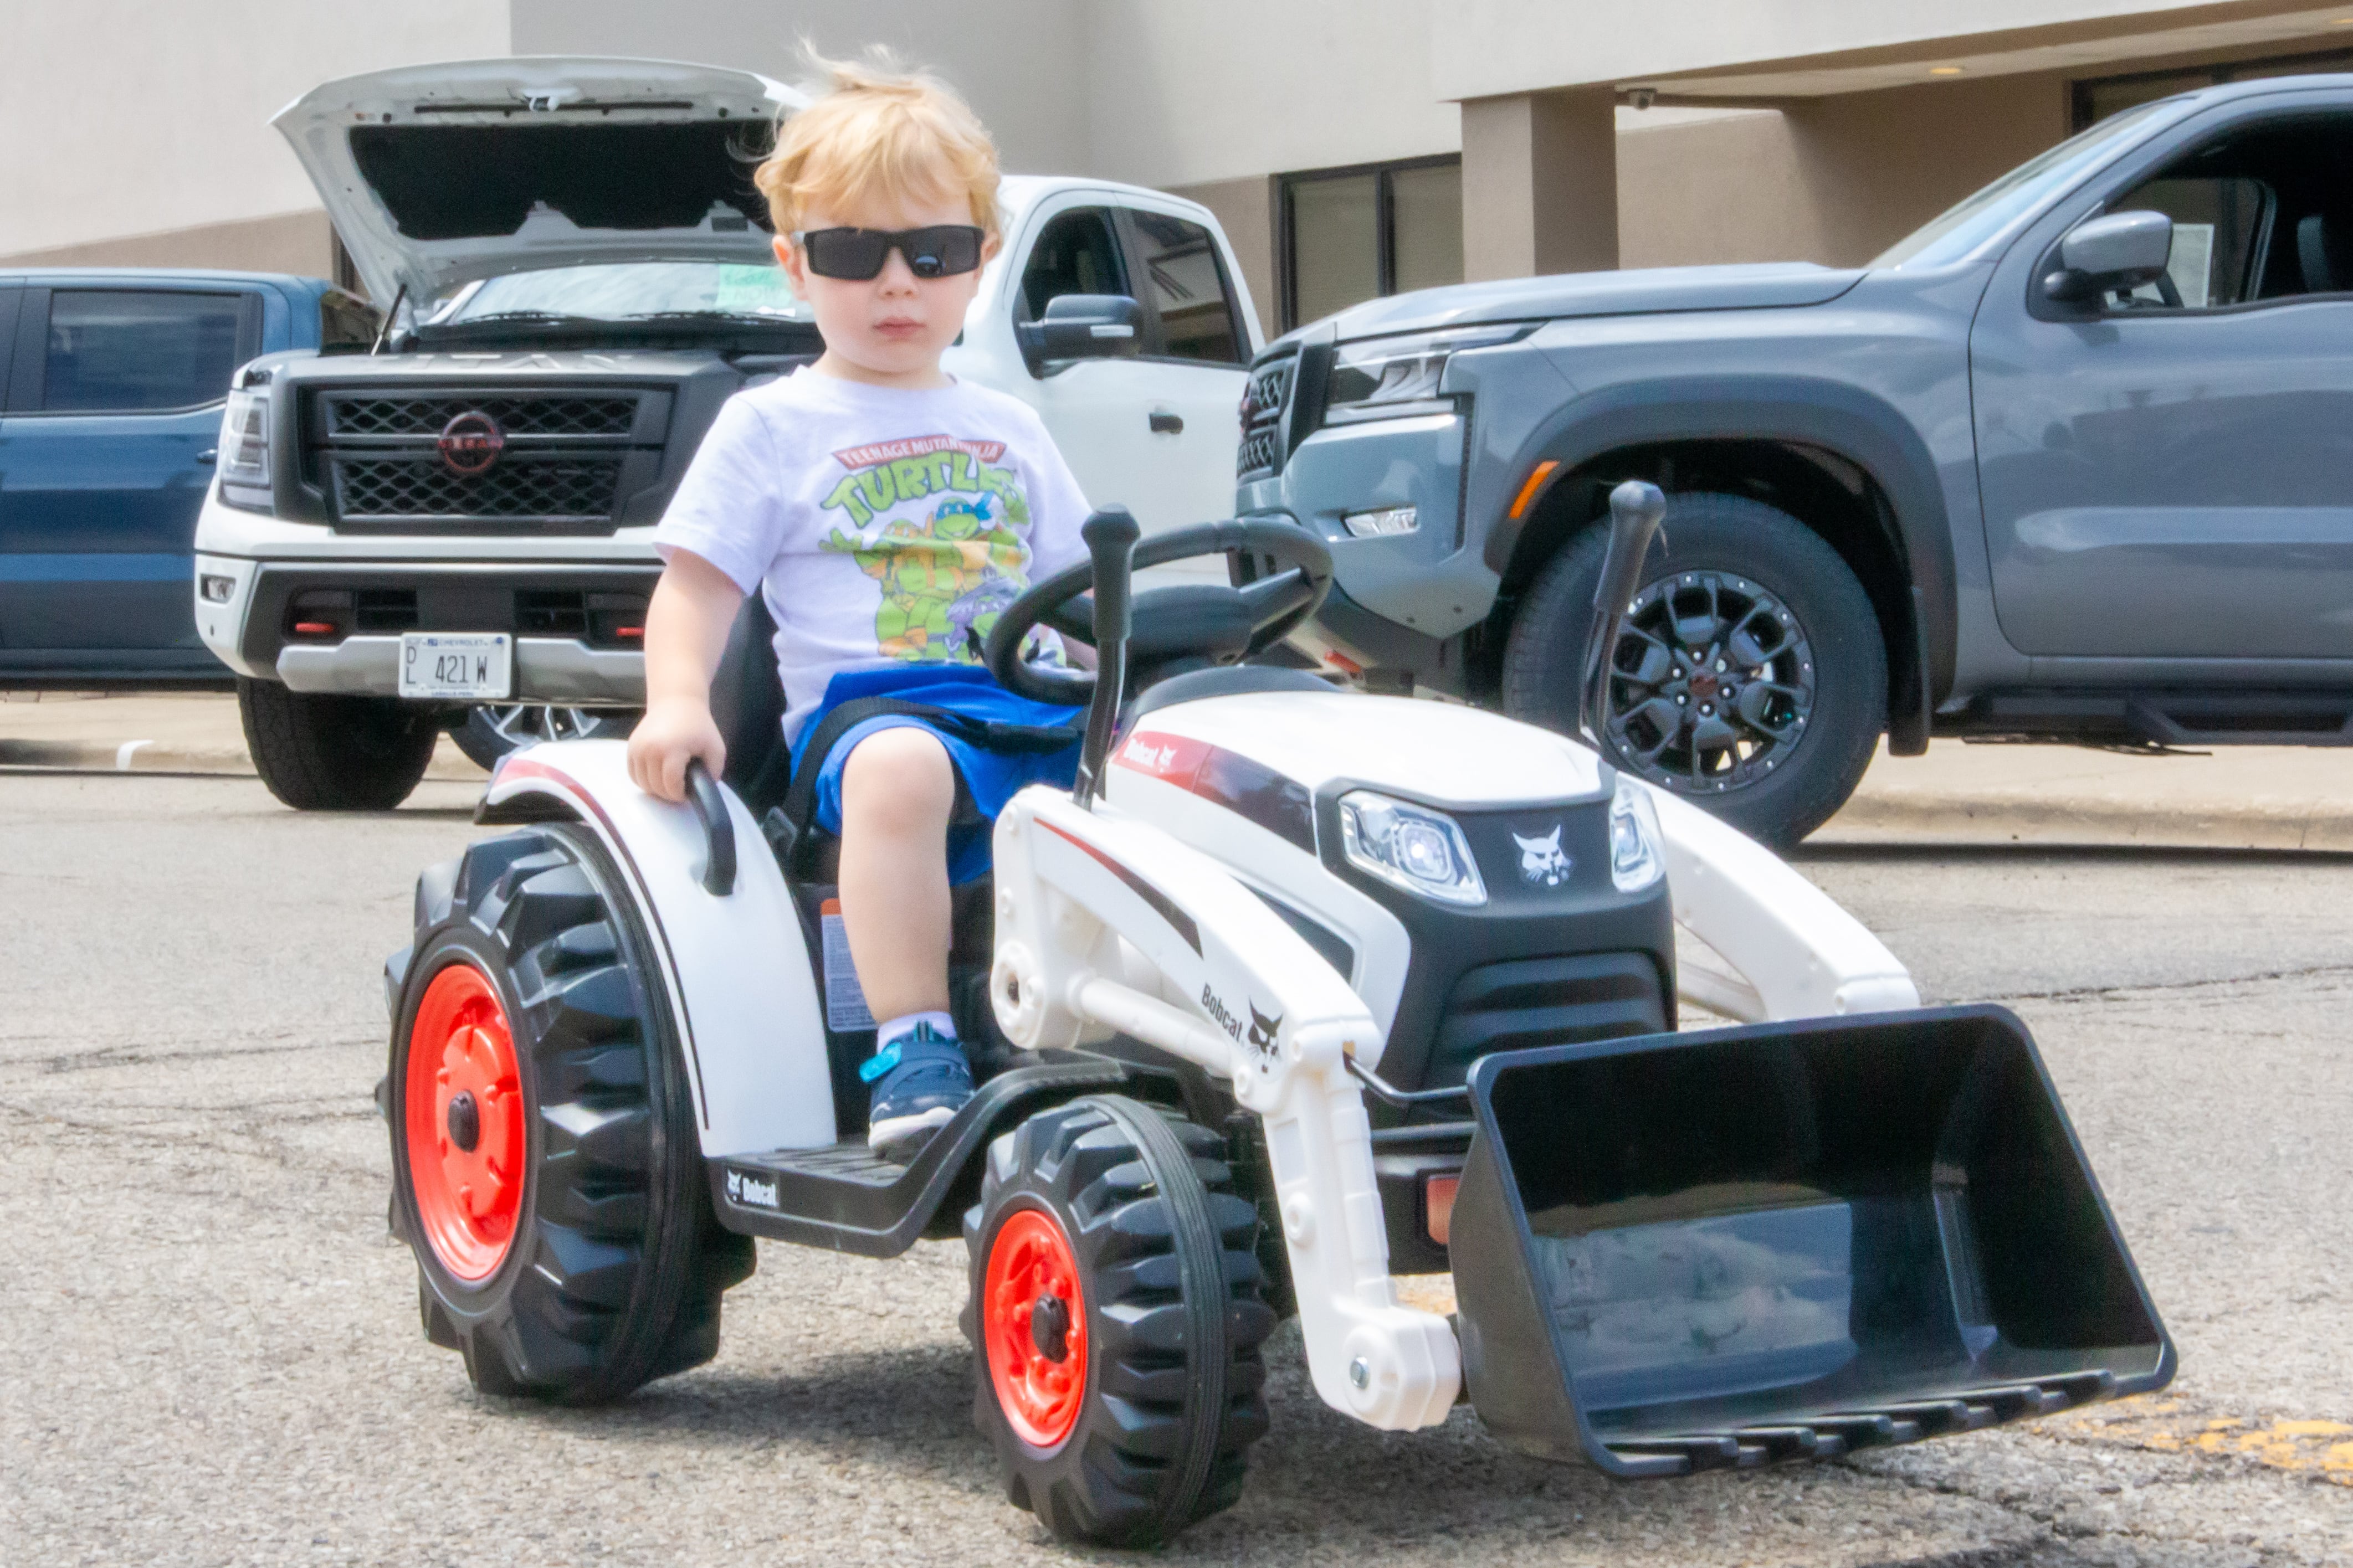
[963, 1096, 1274, 1546]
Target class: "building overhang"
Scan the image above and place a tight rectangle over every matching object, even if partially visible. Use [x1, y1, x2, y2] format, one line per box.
[1438, 1, 2353, 104]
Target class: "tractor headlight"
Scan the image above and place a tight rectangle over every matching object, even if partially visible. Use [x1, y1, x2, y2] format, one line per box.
[1609, 773, 1666, 893]
[1339, 790, 1486, 906]
[1321, 323, 1525, 426]
[216, 376, 274, 510]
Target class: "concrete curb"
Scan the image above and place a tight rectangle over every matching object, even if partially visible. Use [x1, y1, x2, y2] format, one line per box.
[0, 737, 487, 782]
[1818, 793, 2353, 852]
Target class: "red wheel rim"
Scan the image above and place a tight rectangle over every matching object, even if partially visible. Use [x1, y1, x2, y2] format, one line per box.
[404, 963, 526, 1282]
[983, 1208, 1090, 1449]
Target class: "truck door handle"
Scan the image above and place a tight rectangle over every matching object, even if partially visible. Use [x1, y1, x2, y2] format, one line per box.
[196, 448, 217, 465]
[1149, 412, 1183, 434]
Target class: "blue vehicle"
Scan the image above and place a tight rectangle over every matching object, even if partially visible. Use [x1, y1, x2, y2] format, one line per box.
[0, 269, 373, 686]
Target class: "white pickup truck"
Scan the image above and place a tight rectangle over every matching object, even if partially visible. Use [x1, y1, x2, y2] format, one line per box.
[194, 57, 1263, 809]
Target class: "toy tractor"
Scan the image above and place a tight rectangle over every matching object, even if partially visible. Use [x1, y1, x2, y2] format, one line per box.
[382, 483, 2172, 1545]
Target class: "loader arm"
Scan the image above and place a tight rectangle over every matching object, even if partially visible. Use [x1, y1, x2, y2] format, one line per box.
[990, 786, 1461, 1431]
[1643, 780, 1921, 1022]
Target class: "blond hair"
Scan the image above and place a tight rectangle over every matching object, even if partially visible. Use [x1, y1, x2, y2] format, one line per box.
[755, 50, 1001, 241]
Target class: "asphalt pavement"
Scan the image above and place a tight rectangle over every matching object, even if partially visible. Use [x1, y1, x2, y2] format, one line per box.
[1, 768, 2347, 1566]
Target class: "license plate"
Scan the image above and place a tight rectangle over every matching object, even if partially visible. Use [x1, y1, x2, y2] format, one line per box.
[398, 633, 512, 701]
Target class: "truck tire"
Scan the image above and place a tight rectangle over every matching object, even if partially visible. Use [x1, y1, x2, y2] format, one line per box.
[391, 826, 753, 1404]
[963, 1096, 1275, 1547]
[1503, 492, 1885, 848]
[452, 705, 639, 772]
[237, 676, 437, 811]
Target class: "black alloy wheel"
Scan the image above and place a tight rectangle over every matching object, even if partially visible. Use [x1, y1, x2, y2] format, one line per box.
[1606, 569, 1816, 793]
[453, 705, 640, 771]
[1503, 491, 1885, 847]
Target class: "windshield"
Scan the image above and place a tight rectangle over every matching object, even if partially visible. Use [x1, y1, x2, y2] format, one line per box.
[1872, 100, 2181, 269]
[420, 261, 811, 328]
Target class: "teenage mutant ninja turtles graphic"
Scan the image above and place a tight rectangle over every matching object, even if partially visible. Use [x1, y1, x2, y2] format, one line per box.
[822, 493, 1032, 661]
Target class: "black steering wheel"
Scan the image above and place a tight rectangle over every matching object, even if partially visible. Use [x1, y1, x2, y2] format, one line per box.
[984, 518, 1333, 706]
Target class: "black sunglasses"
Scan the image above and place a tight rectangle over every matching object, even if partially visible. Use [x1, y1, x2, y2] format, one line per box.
[791, 225, 987, 281]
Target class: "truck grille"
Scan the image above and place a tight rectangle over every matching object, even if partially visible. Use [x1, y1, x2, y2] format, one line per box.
[1237, 356, 1294, 481]
[325, 395, 641, 439]
[332, 457, 624, 523]
[309, 388, 663, 533]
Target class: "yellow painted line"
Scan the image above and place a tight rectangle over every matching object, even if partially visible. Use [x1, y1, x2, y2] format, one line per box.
[2058, 1400, 2353, 1484]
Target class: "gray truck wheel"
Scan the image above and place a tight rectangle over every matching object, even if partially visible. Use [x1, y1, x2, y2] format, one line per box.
[237, 676, 438, 811]
[1503, 492, 1885, 847]
[453, 705, 639, 771]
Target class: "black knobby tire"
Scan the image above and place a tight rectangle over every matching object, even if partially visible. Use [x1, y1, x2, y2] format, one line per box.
[452, 705, 640, 772]
[962, 1096, 1275, 1546]
[237, 676, 437, 811]
[391, 825, 753, 1402]
[1502, 492, 1886, 847]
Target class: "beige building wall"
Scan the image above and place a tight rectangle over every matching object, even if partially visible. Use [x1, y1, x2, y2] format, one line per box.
[1613, 75, 2073, 271]
[506, 0, 1091, 183]
[0, 0, 512, 279]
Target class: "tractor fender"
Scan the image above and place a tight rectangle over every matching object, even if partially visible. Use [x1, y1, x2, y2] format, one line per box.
[476, 738, 836, 1158]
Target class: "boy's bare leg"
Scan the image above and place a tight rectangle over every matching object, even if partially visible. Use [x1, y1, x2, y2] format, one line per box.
[837, 727, 958, 1020]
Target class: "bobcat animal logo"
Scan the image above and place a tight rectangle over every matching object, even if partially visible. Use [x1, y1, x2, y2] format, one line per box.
[1514, 824, 1572, 887]
[1246, 1003, 1282, 1060]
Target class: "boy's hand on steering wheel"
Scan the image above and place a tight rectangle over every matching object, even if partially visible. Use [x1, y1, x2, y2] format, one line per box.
[627, 700, 727, 803]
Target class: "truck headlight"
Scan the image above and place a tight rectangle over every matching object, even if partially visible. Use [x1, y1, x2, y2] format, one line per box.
[217, 385, 273, 506]
[1339, 790, 1486, 906]
[1322, 323, 1524, 426]
[1609, 773, 1666, 893]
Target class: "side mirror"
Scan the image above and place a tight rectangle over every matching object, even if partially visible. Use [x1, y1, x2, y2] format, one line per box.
[1017, 294, 1143, 376]
[2043, 210, 2174, 304]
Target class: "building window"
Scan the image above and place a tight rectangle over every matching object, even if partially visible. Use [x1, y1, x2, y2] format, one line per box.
[1278, 156, 1462, 331]
[2074, 47, 2353, 131]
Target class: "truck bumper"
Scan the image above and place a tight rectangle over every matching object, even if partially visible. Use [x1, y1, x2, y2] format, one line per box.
[276, 635, 644, 703]
[194, 549, 657, 703]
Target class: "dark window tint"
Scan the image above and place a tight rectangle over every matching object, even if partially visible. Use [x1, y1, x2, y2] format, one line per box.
[44, 290, 243, 412]
[1289, 172, 1379, 327]
[1124, 209, 1245, 365]
[2108, 176, 2269, 307]
[2103, 114, 2353, 309]
[1279, 156, 1463, 331]
[1019, 208, 1126, 322]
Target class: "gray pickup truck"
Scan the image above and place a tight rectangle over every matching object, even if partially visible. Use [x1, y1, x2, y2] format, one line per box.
[1239, 76, 2353, 845]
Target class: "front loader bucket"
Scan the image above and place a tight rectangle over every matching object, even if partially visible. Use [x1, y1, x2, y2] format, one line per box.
[1448, 1005, 2172, 1477]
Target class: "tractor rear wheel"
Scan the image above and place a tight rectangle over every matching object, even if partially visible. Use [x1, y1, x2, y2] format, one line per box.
[390, 825, 752, 1402]
[962, 1096, 1275, 1546]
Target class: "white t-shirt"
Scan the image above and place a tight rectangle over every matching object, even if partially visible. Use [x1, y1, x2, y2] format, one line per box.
[653, 371, 1091, 734]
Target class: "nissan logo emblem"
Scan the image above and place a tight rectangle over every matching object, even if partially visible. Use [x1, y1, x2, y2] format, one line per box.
[437, 410, 504, 476]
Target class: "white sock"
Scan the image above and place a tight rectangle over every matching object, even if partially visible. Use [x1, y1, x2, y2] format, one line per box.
[876, 1010, 956, 1049]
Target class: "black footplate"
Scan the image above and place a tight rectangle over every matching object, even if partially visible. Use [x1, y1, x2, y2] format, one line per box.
[707, 1053, 1133, 1256]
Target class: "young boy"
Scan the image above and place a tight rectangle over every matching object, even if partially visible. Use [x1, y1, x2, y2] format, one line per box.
[627, 56, 1090, 1160]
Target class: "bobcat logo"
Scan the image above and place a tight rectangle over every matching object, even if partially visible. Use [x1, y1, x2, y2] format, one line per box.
[1514, 824, 1572, 887]
[1246, 1003, 1282, 1061]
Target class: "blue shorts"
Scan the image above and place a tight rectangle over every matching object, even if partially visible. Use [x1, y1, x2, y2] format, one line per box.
[797, 665, 1083, 885]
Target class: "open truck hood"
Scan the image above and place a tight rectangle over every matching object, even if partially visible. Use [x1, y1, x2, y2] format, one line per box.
[274, 57, 806, 307]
